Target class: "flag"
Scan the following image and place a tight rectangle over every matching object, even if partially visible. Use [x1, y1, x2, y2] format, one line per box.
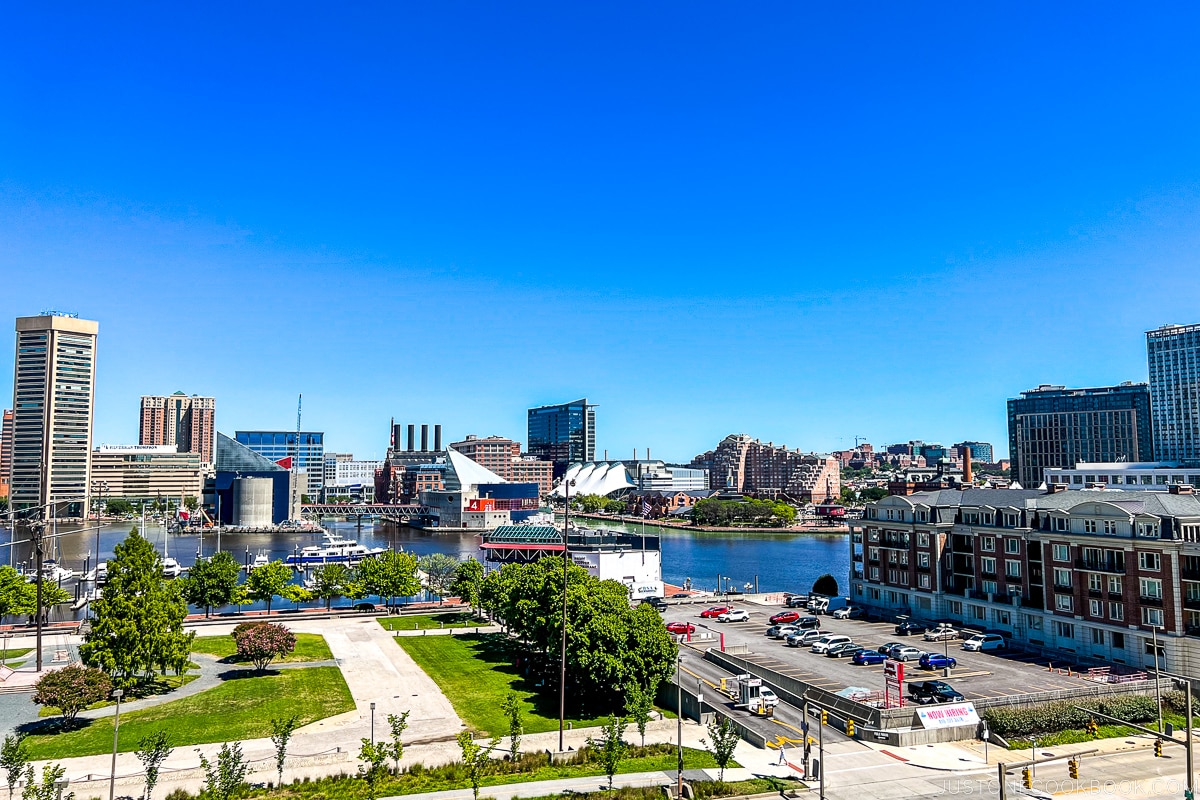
[642, 499, 651, 517]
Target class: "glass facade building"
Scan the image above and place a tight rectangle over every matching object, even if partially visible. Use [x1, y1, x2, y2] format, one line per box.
[1148, 323, 1200, 464]
[527, 398, 596, 478]
[234, 430, 325, 499]
[1007, 383, 1153, 489]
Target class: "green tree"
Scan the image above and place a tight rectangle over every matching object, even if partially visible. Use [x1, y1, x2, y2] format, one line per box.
[281, 584, 313, 611]
[862, 487, 888, 502]
[0, 566, 69, 621]
[32, 664, 113, 725]
[20, 764, 71, 800]
[702, 716, 740, 783]
[385, 711, 409, 772]
[419, 553, 460, 603]
[838, 486, 858, 505]
[105, 498, 134, 516]
[135, 731, 173, 800]
[179, 552, 240, 617]
[197, 743, 247, 800]
[358, 550, 421, 610]
[183, 497, 199, 512]
[449, 558, 485, 612]
[456, 732, 500, 800]
[310, 563, 351, 611]
[1, 735, 28, 800]
[587, 715, 628, 789]
[357, 739, 389, 800]
[245, 560, 293, 614]
[80, 529, 193, 687]
[269, 716, 301, 787]
[500, 692, 523, 760]
[624, 678, 657, 747]
[811, 574, 839, 596]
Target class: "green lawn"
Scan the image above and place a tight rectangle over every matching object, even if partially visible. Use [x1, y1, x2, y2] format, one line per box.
[23, 666, 353, 759]
[190, 633, 334, 663]
[377, 612, 487, 632]
[396, 633, 611, 736]
[37, 672, 201, 717]
[2, 647, 34, 666]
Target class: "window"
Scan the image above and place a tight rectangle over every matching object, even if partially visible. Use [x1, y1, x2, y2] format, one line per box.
[949, 600, 963, 615]
[1055, 594, 1073, 612]
[1005, 538, 1020, 554]
[1103, 520, 1118, 535]
[1139, 552, 1161, 571]
[888, 551, 898, 563]
[981, 536, 995, 552]
[1091, 628, 1105, 645]
[1004, 513, 1019, 528]
[971, 605, 986, 620]
[1084, 520, 1097, 533]
[870, 567, 880, 580]
[994, 610, 1011, 626]
[1006, 560, 1022, 578]
[1109, 602, 1124, 621]
[1053, 544, 1070, 561]
[1088, 573, 1102, 592]
[982, 557, 997, 574]
[1138, 522, 1159, 538]
[1108, 576, 1123, 594]
[1027, 614, 1044, 631]
[982, 580, 998, 595]
[1112, 631, 1125, 649]
[1054, 621, 1075, 639]
[1089, 599, 1103, 616]
[1142, 607, 1165, 627]
[869, 547, 879, 561]
[918, 552, 930, 568]
[855, 584, 864, 596]
[868, 530, 879, 542]
[918, 532, 930, 547]
[919, 574, 931, 589]
[888, 569, 899, 583]
[1055, 517, 1068, 531]
[1054, 568, 1072, 588]
[1140, 578, 1163, 599]
[900, 552, 909, 566]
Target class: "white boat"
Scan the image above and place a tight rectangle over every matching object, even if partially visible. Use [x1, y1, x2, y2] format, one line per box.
[162, 557, 182, 578]
[41, 560, 75, 583]
[247, 552, 270, 572]
[95, 561, 108, 585]
[285, 533, 385, 567]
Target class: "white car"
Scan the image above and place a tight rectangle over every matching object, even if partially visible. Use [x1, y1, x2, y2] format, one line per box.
[757, 687, 780, 709]
[962, 633, 1006, 652]
[832, 606, 864, 620]
[717, 609, 750, 622]
[810, 634, 852, 654]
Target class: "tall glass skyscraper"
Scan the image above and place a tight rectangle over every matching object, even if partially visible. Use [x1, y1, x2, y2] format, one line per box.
[1148, 323, 1200, 464]
[11, 313, 99, 517]
[527, 398, 595, 478]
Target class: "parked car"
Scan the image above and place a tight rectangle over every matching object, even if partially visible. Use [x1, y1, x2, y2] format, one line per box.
[669, 593, 691, 599]
[853, 649, 888, 666]
[806, 595, 829, 611]
[717, 609, 750, 622]
[769, 624, 799, 640]
[700, 606, 731, 619]
[822, 597, 850, 615]
[832, 606, 864, 620]
[770, 610, 801, 625]
[786, 629, 823, 647]
[786, 595, 811, 608]
[796, 615, 822, 630]
[895, 620, 926, 636]
[908, 680, 966, 705]
[758, 687, 780, 709]
[892, 646, 924, 662]
[923, 626, 958, 642]
[810, 634, 852, 654]
[878, 642, 906, 659]
[961, 633, 1007, 652]
[642, 597, 668, 612]
[826, 642, 862, 658]
[919, 652, 958, 670]
[666, 622, 695, 635]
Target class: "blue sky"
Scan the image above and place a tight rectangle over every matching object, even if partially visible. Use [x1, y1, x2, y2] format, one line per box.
[2, 3, 1200, 462]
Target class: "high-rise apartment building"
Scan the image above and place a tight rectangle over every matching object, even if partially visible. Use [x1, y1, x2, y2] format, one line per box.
[10, 314, 99, 516]
[1148, 323, 1200, 464]
[689, 434, 841, 502]
[0, 409, 12, 500]
[953, 441, 994, 464]
[140, 392, 216, 465]
[234, 431, 325, 499]
[1007, 383, 1153, 490]
[527, 398, 596, 477]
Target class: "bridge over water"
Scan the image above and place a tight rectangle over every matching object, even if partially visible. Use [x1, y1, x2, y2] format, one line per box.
[301, 504, 427, 521]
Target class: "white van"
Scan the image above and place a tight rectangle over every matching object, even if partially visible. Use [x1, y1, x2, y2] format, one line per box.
[810, 634, 851, 654]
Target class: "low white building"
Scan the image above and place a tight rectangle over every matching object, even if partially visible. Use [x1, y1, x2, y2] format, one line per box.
[1044, 462, 1200, 491]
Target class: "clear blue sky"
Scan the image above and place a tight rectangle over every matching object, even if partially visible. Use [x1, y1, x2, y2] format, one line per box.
[2, 3, 1200, 462]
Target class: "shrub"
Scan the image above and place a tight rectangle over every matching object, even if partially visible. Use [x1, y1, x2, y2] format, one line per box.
[163, 790, 192, 800]
[232, 623, 296, 672]
[982, 694, 1160, 738]
[32, 665, 112, 723]
[231, 621, 268, 639]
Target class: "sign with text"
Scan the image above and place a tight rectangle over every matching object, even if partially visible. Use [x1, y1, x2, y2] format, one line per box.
[884, 659, 904, 708]
[915, 702, 980, 730]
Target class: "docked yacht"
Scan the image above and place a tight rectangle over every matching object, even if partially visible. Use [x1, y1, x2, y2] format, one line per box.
[285, 533, 385, 567]
[41, 560, 75, 583]
[162, 557, 182, 579]
[248, 552, 270, 571]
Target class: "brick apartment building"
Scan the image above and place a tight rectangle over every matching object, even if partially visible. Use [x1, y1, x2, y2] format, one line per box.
[689, 434, 840, 502]
[450, 435, 554, 495]
[850, 486, 1200, 679]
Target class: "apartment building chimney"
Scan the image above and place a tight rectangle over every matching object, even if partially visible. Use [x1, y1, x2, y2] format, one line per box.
[963, 447, 973, 484]
[407, 424, 416, 452]
[421, 424, 429, 451]
[434, 424, 442, 451]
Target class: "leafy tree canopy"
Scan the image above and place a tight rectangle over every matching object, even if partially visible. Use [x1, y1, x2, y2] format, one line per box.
[179, 551, 240, 617]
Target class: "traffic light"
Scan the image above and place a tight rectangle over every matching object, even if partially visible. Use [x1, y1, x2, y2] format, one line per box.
[1022, 767, 1032, 788]
[1068, 758, 1079, 779]
[1155, 738, 1164, 757]
[846, 719, 855, 737]
[1086, 718, 1099, 737]
[821, 710, 829, 725]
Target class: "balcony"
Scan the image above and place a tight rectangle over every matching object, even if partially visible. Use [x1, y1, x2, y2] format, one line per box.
[1140, 596, 1165, 608]
[1184, 568, 1200, 581]
[1074, 557, 1125, 574]
[1185, 598, 1200, 611]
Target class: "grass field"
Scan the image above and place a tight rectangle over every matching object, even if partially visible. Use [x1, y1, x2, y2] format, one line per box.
[377, 612, 486, 632]
[23, 666, 353, 759]
[190, 633, 334, 663]
[1, 647, 33, 665]
[396, 633, 612, 736]
[37, 672, 201, 717]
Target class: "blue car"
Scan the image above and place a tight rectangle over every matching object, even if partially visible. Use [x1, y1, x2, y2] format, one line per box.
[919, 652, 958, 670]
[853, 649, 887, 666]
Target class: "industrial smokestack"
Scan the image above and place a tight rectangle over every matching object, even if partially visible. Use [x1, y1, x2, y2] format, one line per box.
[421, 424, 429, 451]
[633, 448, 637, 461]
[434, 424, 442, 451]
[647, 447, 651, 461]
[964, 447, 973, 484]
[604, 449, 608, 461]
[391, 418, 396, 449]
[407, 424, 416, 452]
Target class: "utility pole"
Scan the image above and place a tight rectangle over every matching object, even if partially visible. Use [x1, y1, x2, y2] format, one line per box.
[818, 707, 825, 800]
[32, 517, 45, 672]
[676, 655, 683, 798]
[558, 477, 575, 753]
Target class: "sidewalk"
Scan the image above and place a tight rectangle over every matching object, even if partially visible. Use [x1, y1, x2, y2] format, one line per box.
[861, 729, 1161, 771]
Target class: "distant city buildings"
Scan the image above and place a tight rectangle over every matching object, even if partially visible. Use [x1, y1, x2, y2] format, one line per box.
[450, 435, 554, 495]
[689, 434, 840, 502]
[139, 392, 215, 465]
[527, 398, 596, 477]
[0, 409, 11, 500]
[1044, 462, 1200, 491]
[207, 433, 300, 526]
[377, 422, 447, 504]
[953, 441, 994, 464]
[90, 444, 205, 502]
[321, 453, 383, 502]
[235, 430, 325, 500]
[1007, 383, 1153, 490]
[1148, 323, 1200, 464]
[10, 313, 99, 516]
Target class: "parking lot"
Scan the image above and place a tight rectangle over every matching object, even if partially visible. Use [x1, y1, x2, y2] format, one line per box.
[668, 601, 1095, 703]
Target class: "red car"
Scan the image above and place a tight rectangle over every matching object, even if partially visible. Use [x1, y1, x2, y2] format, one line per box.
[699, 606, 732, 619]
[769, 611, 801, 624]
[666, 622, 696, 635]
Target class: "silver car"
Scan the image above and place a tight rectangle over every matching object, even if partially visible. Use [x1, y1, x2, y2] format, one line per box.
[786, 629, 823, 647]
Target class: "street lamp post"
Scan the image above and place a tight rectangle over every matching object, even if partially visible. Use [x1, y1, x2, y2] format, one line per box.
[370, 702, 376, 745]
[676, 654, 683, 799]
[558, 478, 576, 753]
[109, 688, 124, 800]
[1152, 625, 1164, 734]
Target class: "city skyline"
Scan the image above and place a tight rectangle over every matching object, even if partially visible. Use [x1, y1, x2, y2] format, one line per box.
[4, 5, 1200, 462]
